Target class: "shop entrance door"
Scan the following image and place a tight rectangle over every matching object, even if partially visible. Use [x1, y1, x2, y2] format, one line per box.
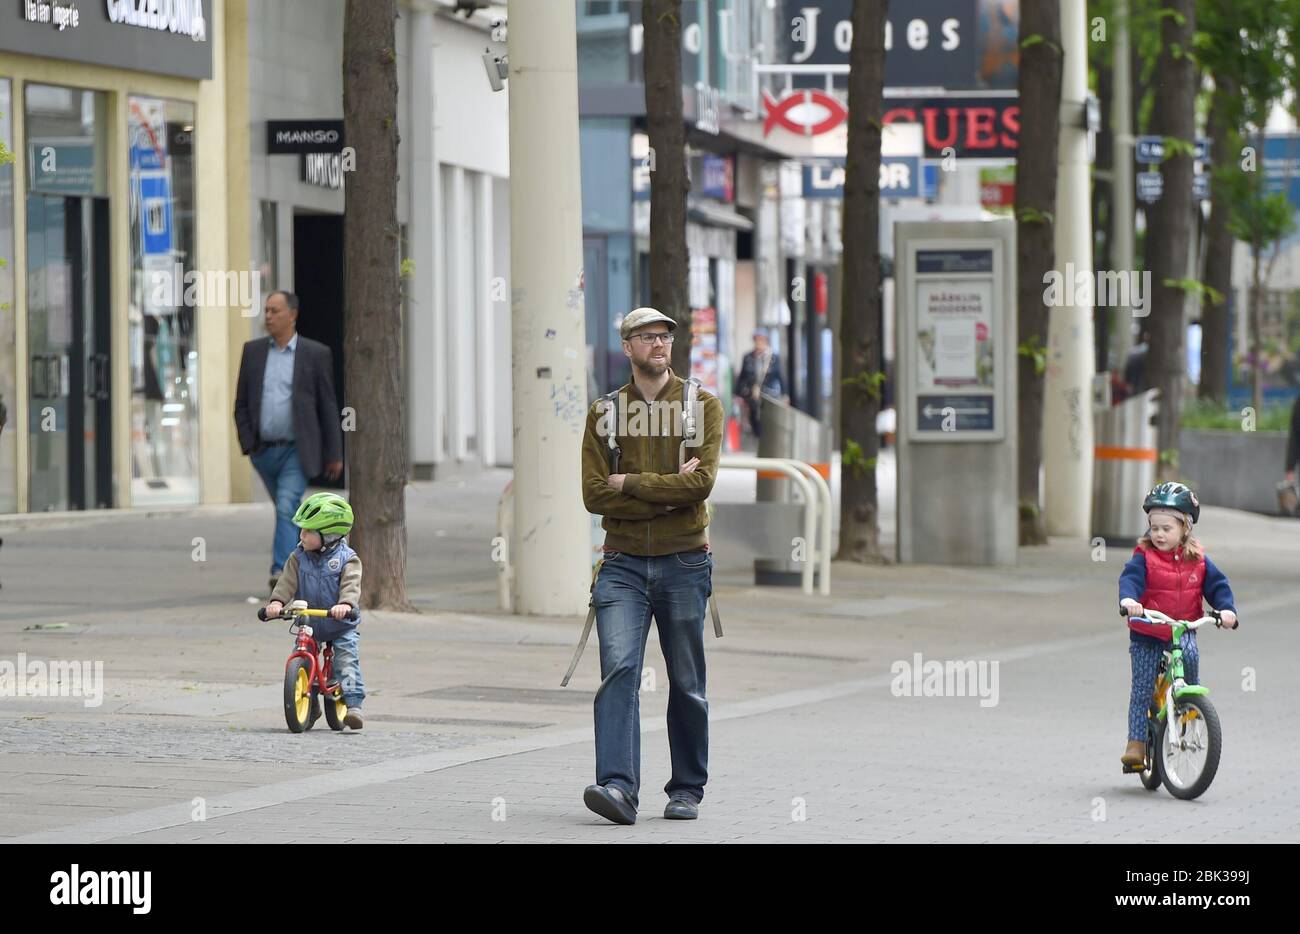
[293, 212, 346, 488]
[26, 194, 113, 511]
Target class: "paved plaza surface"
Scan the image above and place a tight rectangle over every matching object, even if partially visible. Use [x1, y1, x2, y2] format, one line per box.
[1, 464, 1296, 843]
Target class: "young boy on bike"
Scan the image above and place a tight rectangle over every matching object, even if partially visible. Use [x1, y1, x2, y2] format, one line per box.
[1117, 482, 1238, 768]
[265, 492, 365, 729]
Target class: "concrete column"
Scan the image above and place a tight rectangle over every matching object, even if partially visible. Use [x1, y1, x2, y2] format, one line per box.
[225, 0, 252, 505]
[407, 3, 440, 476]
[475, 171, 496, 467]
[1042, 0, 1096, 536]
[507, 0, 591, 615]
[195, 0, 234, 506]
[446, 164, 468, 462]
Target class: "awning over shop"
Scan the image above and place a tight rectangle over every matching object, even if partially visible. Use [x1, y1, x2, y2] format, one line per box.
[688, 201, 754, 231]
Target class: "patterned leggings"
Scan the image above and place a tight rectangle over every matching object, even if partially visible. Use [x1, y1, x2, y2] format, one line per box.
[1128, 632, 1199, 741]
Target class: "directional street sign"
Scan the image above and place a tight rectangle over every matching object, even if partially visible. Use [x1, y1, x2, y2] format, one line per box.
[1137, 171, 1163, 203]
[1136, 136, 1163, 164]
[1135, 136, 1210, 165]
[917, 394, 994, 432]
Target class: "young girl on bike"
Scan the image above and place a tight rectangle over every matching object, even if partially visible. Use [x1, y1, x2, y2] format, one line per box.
[1117, 482, 1238, 768]
[265, 492, 366, 729]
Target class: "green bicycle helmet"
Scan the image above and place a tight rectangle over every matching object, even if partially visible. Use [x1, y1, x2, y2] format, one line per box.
[1142, 481, 1200, 524]
[293, 492, 354, 536]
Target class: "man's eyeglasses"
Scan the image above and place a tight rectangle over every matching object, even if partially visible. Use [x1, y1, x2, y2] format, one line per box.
[628, 332, 675, 346]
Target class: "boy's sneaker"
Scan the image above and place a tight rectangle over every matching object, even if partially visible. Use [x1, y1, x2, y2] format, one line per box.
[307, 696, 322, 729]
[344, 707, 364, 730]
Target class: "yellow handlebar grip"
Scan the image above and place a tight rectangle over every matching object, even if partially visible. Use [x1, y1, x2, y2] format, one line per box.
[299, 608, 330, 617]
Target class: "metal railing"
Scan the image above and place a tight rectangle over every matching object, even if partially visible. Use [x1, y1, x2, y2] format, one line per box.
[496, 454, 833, 610]
[719, 454, 832, 595]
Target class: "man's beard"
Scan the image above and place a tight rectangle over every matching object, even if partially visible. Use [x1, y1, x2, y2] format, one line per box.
[634, 355, 669, 377]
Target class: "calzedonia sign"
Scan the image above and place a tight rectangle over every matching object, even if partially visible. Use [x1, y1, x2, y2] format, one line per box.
[106, 0, 207, 41]
[0, 0, 213, 80]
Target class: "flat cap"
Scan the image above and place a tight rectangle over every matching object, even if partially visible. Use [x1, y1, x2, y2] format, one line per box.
[620, 306, 677, 339]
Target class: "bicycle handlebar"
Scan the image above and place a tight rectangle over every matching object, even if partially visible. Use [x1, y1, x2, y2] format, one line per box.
[1118, 606, 1225, 629]
[258, 605, 360, 622]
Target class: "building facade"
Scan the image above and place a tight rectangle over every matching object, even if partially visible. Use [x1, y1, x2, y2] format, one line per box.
[576, 0, 849, 435]
[243, 0, 512, 494]
[0, 0, 248, 514]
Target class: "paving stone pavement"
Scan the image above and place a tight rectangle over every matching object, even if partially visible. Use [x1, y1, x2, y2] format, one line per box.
[2, 470, 1298, 843]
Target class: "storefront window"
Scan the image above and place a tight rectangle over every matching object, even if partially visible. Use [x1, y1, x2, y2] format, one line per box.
[128, 96, 199, 506]
[0, 78, 16, 513]
[579, 0, 638, 85]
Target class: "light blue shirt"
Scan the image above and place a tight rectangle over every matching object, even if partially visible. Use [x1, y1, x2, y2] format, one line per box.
[259, 333, 297, 441]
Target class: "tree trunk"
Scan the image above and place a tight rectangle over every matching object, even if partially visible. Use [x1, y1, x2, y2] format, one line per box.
[342, 0, 411, 610]
[834, 0, 888, 564]
[1093, 48, 1113, 373]
[642, 0, 692, 376]
[1013, 1, 1063, 546]
[1199, 80, 1234, 404]
[1144, 0, 1196, 477]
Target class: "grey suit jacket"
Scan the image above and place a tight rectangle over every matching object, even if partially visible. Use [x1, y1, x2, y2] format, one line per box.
[233, 334, 343, 480]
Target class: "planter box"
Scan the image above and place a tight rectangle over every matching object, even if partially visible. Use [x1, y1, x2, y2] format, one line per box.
[1179, 429, 1288, 515]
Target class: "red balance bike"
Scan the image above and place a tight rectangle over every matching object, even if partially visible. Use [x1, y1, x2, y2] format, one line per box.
[258, 599, 360, 733]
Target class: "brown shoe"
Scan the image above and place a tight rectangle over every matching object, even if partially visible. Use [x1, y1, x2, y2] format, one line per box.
[1121, 740, 1146, 767]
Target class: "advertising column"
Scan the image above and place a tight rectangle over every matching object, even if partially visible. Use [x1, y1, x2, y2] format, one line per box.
[896, 219, 1017, 566]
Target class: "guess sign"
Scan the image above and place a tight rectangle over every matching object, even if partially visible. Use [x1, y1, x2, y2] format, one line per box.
[882, 96, 1020, 159]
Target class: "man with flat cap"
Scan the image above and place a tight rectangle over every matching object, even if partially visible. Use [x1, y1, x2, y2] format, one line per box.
[578, 307, 724, 825]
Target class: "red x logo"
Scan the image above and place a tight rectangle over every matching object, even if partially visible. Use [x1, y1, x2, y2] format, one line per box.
[762, 90, 848, 137]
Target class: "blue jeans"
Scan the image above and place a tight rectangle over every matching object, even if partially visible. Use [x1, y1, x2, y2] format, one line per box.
[1128, 631, 1199, 741]
[250, 443, 309, 575]
[592, 549, 712, 809]
[331, 628, 366, 708]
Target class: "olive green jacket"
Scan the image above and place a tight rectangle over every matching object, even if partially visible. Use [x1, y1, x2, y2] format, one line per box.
[581, 371, 724, 556]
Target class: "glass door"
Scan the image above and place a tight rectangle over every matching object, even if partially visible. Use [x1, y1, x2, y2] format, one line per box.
[26, 194, 112, 511]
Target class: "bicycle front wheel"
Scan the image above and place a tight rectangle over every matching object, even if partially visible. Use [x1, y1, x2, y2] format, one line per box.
[1157, 694, 1222, 800]
[283, 657, 313, 734]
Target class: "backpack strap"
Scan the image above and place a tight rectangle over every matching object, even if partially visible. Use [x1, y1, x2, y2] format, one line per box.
[599, 389, 621, 473]
[679, 376, 702, 468]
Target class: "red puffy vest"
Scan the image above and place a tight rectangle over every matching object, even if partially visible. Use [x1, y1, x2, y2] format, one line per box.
[1129, 544, 1205, 640]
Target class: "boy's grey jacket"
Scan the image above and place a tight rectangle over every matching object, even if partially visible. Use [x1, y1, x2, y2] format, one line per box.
[271, 541, 362, 642]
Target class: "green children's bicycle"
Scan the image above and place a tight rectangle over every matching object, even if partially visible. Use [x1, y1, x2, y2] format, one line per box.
[1121, 607, 1225, 800]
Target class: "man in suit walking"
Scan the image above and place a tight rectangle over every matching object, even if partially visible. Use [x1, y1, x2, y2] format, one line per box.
[234, 290, 344, 590]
